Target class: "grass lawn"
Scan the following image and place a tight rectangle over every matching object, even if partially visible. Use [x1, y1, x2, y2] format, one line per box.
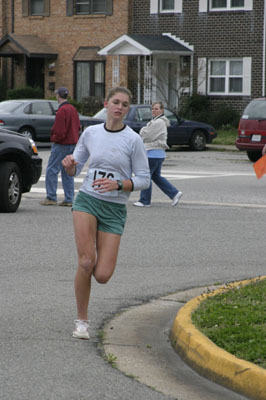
[192, 278, 266, 369]
[213, 128, 238, 146]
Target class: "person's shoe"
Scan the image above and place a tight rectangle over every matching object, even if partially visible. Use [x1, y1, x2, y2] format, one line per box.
[58, 201, 72, 207]
[171, 191, 183, 207]
[73, 320, 90, 340]
[133, 201, 151, 207]
[40, 198, 57, 206]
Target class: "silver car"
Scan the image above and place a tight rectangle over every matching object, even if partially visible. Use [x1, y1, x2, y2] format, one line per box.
[0, 99, 91, 141]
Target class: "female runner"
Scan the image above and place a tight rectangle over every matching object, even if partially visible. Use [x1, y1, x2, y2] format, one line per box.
[62, 87, 150, 339]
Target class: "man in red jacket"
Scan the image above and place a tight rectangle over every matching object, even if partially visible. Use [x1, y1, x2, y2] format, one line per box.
[40, 87, 81, 207]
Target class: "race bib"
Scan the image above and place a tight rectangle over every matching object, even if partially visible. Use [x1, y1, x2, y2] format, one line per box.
[86, 168, 121, 197]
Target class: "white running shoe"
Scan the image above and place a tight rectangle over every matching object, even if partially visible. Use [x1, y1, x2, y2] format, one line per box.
[73, 320, 90, 339]
[133, 201, 151, 207]
[171, 191, 183, 207]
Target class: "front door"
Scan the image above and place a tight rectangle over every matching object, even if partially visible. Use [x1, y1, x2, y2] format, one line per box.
[26, 57, 44, 90]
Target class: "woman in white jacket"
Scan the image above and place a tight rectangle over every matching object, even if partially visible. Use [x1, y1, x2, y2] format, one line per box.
[134, 102, 182, 207]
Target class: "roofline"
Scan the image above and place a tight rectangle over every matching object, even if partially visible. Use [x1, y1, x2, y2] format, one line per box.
[98, 34, 152, 56]
[0, 34, 57, 58]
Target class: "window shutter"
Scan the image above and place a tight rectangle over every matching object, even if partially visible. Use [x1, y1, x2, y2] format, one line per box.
[244, 0, 253, 10]
[199, 0, 208, 12]
[106, 0, 113, 15]
[175, 0, 182, 13]
[150, 0, 158, 14]
[22, 0, 29, 16]
[242, 57, 251, 96]
[197, 58, 207, 94]
[43, 0, 50, 16]
[66, 0, 74, 16]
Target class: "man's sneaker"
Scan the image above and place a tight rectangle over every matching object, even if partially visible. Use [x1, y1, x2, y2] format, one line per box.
[133, 201, 151, 207]
[171, 191, 183, 207]
[40, 198, 57, 206]
[59, 201, 72, 207]
[73, 320, 90, 340]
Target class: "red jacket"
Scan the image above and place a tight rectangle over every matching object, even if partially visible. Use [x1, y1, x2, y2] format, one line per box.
[50, 102, 81, 144]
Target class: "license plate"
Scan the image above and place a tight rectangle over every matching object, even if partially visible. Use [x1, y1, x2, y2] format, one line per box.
[252, 134, 261, 142]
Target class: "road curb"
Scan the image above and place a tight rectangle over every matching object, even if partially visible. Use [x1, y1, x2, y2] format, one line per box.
[170, 276, 266, 400]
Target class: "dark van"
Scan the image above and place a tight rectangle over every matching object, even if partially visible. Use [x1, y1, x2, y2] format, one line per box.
[235, 98, 266, 161]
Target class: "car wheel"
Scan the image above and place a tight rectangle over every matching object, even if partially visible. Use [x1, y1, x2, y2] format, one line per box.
[189, 130, 206, 151]
[0, 162, 22, 212]
[247, 151, 262, 162]
[19, 127, 35, 140]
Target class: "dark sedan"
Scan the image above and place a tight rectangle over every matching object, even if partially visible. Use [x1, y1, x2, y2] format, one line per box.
[83, 105, 217, 151]
[0, 128, 42, 212]
[0, 99, 91, 141]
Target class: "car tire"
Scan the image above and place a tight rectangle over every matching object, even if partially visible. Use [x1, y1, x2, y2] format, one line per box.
[189, 130, 206, 151]
[247, 150, 262, 162]
[0, 162, 22, 212]
[19, 127, 35, 140]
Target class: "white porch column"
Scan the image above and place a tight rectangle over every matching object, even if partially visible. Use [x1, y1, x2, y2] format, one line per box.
[137, 56, 141, 104]
[144, 56, 152, 104]
[112, 55, 120, 87]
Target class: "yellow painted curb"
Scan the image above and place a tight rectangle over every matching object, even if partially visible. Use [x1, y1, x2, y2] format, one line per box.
[170, 277, 266, 400]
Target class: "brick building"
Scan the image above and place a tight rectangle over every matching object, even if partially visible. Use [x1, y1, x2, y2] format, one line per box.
[101, 0, 262, 113]
[0, 0, 131, 101]
[0, 1, 264, 114]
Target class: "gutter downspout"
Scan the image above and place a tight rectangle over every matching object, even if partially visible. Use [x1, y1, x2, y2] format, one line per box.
[263, 0, 266, 97]
[11, 0, 15, 88]
[11, 0, 14, 33]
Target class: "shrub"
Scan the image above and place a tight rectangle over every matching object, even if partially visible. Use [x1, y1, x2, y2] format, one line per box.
[210, 106, 240, 129]
[179, 94, 240, 129]
[179, 94, 211, 124]
[0, 79, 7, 101]
[7, 86, 44, 99]
[81, 96, 104, 116]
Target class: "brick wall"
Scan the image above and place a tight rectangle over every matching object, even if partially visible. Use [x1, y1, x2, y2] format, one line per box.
[132, 0, 265, 113]
[3, 0, 130, 99]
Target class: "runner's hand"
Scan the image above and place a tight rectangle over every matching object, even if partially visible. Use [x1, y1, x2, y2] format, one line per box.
[92, 178, 118, 193]
[62, 155, 78, 176]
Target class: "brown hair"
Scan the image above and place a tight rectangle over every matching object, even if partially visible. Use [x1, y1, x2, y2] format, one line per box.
[106, 86, 132, 103]
[152, 101, 164, 110]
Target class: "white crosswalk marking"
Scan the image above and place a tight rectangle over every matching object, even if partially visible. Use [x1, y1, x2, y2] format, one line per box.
[29, 168, 256, 195]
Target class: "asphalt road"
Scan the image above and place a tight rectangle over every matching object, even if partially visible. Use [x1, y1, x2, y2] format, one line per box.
[1, 145, 265, 399]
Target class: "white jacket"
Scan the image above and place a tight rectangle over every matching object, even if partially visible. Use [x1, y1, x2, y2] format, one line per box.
[139, 114, 170, 151]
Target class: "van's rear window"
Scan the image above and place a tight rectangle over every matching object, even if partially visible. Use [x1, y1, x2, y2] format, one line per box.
[243, 100, 266, 119]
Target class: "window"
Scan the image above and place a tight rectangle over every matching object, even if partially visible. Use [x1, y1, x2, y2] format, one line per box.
[75, 0, 106, 14]
[135, 107, 152, 122]
[22, 0, 49, 16]
[150, 0, 182, 14]
[67, 0, 113, 15]
[199, 0, 252, 12]
[75, 61, 105, 102]
[161, 0, 175, 10]
[31, 0, 44, 14]
[210, 0, 245, 10]
[31, 102, 53, 115]
[209, 59, 243, 94]
[164, 108, 178, 122]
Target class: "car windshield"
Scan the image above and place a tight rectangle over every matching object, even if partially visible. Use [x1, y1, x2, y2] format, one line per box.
[0, 101, 24, 112]
[93, 107, 130, 120]
[243, 100, 266, 119]
[93, 108, 107, 119]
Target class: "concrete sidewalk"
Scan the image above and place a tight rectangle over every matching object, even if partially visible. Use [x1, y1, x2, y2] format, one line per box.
[103, 286, 248, 400]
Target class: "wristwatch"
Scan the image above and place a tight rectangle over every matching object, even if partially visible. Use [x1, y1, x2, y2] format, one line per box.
[116, 179, 123, 191]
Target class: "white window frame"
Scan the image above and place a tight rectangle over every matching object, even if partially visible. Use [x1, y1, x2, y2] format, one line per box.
[207, 58, 251, 96]
[209, 0, 253, 11]
[150, 0, 182, 14]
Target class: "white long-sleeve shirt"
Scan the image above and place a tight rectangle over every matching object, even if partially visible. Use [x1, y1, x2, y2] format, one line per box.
[73, 123, 150, 204]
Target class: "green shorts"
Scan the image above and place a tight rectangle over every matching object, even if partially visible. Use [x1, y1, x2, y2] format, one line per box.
[72, 191, 127, 236]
